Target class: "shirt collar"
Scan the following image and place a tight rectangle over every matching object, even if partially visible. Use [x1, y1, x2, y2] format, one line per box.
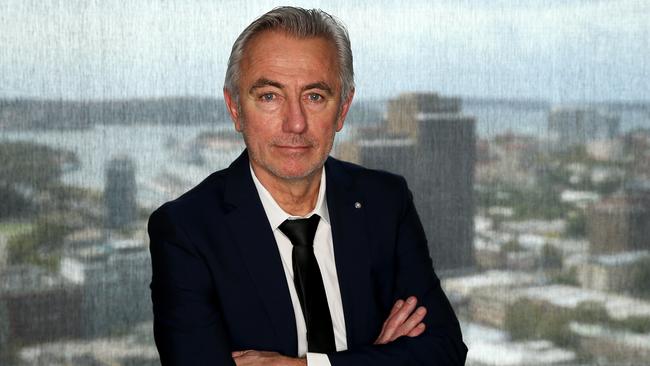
[250, 164, 330, 230]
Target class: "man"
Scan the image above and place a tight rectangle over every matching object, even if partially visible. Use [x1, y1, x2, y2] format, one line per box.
[148, 6, 466, 366]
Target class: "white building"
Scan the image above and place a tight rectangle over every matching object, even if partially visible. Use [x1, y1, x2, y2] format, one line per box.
[59, 239, 151, 337]
[577, 250, 650, 293]
[462, 322, 576, 366]
[516, 284, 650, 320]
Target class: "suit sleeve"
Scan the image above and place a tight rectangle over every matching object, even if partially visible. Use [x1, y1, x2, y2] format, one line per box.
[327, 177, 468, 366]
[148, 206, 236, 366]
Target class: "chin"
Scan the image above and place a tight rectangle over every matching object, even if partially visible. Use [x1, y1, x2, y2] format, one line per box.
[274, 166, 319, 180]
[251, 148, 328, 181]
[269, 160, 324, 181]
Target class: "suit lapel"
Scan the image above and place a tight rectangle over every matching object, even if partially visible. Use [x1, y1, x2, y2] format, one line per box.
[325, 158, 373, 347]
[222, 151, 298, 356]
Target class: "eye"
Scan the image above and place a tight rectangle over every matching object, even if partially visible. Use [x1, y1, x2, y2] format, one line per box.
[259, 93, 276, 102]
[306, 93, 324, 102]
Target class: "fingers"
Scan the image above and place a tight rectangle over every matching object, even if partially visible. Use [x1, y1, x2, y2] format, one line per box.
[401, 306, 426, 336]
[375, 300, 404, 344]
[232, 351, 287, 366]
[375, 296, 426, 344]
[407, 323, 426, 337]
[389, 299, 405, 317]
[232, 350, 252, 366]
[377, 297, 416, 344]
[376, 299, 405, 338]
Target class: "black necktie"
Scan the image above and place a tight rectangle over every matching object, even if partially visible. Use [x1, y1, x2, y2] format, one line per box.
[279, 214, 336, 353]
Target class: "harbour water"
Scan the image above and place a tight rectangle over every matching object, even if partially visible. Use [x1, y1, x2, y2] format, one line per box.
[1, 123, 233, 209]
[1, 103, 648, 209]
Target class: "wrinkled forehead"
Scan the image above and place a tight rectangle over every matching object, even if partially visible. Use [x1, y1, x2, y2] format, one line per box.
[239, 30, 341, 86]
[242, 29, 339, 69]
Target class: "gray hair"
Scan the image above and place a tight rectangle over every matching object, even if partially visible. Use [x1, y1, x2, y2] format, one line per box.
[224, 6, 355, 104]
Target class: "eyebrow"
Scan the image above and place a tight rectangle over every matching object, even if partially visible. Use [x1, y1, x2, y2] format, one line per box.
[304, 82, 334, 96]
[249, 78, 283, 92]
[248, 78, 334, 96]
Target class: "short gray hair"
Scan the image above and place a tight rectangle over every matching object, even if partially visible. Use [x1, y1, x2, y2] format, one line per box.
[224, 6, 355, 104]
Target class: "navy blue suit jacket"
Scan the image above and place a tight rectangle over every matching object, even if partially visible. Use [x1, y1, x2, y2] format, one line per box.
[148, 150, 467, 365]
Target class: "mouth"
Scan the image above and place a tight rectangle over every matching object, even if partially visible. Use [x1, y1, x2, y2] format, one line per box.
[275, 145, 311, 152]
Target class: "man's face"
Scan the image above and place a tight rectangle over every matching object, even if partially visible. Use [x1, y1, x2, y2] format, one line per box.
[225, 30, 354, 182]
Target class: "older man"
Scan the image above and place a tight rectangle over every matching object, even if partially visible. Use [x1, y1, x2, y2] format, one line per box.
[148, 6, 466, 366]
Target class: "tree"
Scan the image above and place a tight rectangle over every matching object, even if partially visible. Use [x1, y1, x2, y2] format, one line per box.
[0, 141, 78, 220]
[574, 301, 609, 323]
[502, 239, 523, 253]
[615, 316, 650, 333]
[505, 299, 543, 340]
[6, 214, 70, 271]
[551, 268, 579, 286]
[0, 141, 68, 189]
[0, 186, 33, 219]
[505, 299, 576, 348]
[540, 243, 563, 268]
[565, 210, 586, 238]
[630, 257, 650, 300]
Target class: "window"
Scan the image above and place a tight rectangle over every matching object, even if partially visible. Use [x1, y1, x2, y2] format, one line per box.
[1, 1, 648, 365]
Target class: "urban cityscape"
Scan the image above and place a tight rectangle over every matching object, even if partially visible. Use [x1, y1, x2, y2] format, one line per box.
[1, 92, 649, 365]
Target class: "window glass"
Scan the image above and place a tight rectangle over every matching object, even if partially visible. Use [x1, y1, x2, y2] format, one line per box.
[1, 1, 648, 365]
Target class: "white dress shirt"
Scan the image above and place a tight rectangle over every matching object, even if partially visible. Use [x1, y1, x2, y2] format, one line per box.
[250, 165, 347, 366]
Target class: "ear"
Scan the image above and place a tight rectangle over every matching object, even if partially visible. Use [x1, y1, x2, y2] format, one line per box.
[335, 88, 355, 132]
[224, 88, 243, 132]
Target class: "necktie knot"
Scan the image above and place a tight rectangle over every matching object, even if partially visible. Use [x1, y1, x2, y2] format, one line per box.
[279, 214, 321, 247]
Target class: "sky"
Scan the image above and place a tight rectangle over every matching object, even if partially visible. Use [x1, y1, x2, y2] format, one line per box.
[1, 0, 648, 102]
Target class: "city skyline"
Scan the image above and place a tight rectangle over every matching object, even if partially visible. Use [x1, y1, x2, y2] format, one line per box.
[2, 89, 650, 364]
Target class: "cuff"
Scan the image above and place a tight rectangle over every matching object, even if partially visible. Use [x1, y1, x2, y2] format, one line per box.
[306, 352, 331, 366]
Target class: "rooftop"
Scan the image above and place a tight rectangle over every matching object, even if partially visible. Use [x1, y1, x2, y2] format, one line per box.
[443, 270, 539, 299]
[462, 322, 575, 366]
[517, 284, 650, 320]
[0, 265, 72, 296]
[416, 112, 474, 121]
[19, 322, 157, 364]
[592, 250, 650, 266]
[357, 138, 415, 147]
[569, 322, 650, 350]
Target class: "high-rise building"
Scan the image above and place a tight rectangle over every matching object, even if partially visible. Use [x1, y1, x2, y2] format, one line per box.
[59, 239, 152, 337]
[0, 265, 81, 346]
[358, 93, 476, 272]
[386, 93, 462, 139]
[586, 183, 650, 254]
[548, 107, 620, 149]
[356, 138, 416, 183]
[104, 156, 137, 230]
[414, 106, 476, 272]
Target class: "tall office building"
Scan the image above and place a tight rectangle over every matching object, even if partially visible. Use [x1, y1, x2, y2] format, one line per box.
[386, 93, 462, 140]
[587, 183, 650, 254]
[414, 97, 476, 272]
[356, 138, 417, 183]
[0, 265, 81, 345]
[359, 93, 476, 272]
[548, 107, 620, 149]
[60, 239, 152, 337]
[104, 156, 137, 230]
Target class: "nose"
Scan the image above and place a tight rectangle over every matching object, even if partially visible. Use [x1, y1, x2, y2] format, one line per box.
[282, 97, 307, 134]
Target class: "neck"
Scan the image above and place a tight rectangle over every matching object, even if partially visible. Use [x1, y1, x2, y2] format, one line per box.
[252, 165, 322, 217]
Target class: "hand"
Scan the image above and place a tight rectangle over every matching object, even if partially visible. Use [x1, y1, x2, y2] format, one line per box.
[232, 350, 306, 366]
[374, 296, 427, 345]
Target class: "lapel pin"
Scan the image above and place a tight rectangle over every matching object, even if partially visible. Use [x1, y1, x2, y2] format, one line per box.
[354, 202, 362, 209]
